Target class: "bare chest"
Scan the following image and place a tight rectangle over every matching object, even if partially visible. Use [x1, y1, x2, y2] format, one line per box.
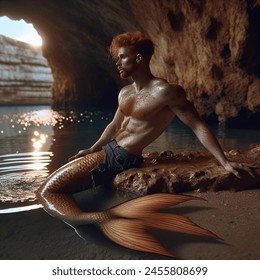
[119, 90, 165, 120]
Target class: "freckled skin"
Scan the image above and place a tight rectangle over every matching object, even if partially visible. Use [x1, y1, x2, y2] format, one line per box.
[115, 82, 176, 155]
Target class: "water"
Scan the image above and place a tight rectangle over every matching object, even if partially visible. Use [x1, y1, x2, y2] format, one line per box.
[0, 105, 259, 209]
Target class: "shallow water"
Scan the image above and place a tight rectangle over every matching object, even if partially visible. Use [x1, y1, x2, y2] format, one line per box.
[0, 105, 259, 210]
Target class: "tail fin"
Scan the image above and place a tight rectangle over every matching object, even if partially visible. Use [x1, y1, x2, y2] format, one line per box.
[99, 193, 220, 258]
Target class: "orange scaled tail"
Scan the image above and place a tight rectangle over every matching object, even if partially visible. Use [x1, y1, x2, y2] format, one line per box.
[38, 151, 220, 258]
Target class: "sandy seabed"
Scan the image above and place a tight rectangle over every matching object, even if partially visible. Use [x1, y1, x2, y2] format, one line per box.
[0, 188, 259, 260]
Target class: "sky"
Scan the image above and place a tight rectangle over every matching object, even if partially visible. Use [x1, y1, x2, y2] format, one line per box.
[0, 16, 42, 46]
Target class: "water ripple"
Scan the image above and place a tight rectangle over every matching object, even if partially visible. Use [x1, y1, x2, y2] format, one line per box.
[0, 151, 52, 203]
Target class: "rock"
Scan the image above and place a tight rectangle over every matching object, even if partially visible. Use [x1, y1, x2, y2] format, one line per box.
[247, 80, 260, 112]
[130, 0, 260, 122]
[0, 0, 259, 124]
[0, 35, 53, 104]
[113, 144, 260, 194]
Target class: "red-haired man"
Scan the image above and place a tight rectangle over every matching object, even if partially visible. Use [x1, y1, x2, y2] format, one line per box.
[70, 31, 253, 183]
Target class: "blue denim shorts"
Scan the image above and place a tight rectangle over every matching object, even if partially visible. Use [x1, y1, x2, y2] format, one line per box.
[91, 139, 143, 186]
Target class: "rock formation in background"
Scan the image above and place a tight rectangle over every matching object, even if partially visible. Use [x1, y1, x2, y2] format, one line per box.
[0, 35, 53, 104]
[0, 0, 259, 125]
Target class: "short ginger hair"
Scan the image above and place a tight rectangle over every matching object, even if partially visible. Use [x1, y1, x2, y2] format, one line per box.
[109, 31, 154, 61]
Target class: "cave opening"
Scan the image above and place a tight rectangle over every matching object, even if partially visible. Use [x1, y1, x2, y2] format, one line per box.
[0, 16, 42, 47]
[0, 16, 54, 105]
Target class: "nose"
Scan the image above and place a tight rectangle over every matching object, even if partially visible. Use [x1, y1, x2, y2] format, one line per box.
[116, 57, 121, 66]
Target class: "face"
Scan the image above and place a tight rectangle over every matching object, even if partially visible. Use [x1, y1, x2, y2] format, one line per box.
[116, 46, 138, 79]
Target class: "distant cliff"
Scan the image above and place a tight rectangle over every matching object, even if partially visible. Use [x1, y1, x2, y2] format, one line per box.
[0, 35, 53, 104]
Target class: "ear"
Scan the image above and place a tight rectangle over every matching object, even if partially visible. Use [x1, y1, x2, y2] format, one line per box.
[136, 53, 142, 63]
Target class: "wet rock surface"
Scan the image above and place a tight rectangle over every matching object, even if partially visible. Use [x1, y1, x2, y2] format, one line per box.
[113, 144, 260, 194]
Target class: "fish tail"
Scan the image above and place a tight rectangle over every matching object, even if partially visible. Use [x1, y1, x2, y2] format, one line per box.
[97, 193, 220, 258]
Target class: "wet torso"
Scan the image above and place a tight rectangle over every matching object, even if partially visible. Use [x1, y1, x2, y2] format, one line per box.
[115, 79, 176, 156]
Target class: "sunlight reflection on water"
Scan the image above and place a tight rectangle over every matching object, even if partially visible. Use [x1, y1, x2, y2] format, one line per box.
[0, 203, 43, 214]
[0, 105, 259, 209]
[0, 152, 52, 172]
[0, 105, 112, 206]
[0, 107, 57, 204]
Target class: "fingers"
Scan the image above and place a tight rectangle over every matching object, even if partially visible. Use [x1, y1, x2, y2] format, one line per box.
[245, 166, 256, 178]
[68, 151, 83, 162]
[68, 155, 76, 161]
[232, 169, 241, 178]
[68, 149, 92, 162]
[237, 163, 256, 177]
[229, 162, 257, 178]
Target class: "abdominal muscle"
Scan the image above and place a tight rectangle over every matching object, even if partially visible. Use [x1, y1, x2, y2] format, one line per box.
[115, 113, 175, 156]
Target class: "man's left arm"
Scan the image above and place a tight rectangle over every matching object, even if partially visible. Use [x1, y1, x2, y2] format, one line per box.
[169, 85, 254, 177]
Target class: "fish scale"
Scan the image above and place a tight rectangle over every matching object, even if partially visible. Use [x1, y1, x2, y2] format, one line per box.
[37, 151, 220, 258]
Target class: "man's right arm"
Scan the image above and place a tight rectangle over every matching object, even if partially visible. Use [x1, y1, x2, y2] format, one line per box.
[89, 108, 124, 152]
[68, 108, 124, 161]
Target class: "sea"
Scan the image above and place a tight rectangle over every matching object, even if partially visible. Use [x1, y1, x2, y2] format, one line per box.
[0, 105, 259, 211]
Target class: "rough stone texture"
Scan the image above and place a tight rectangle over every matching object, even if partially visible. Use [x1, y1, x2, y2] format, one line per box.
[247, 79, 260, 112]
[113, 144, 260, 194]
[0, 0, 259, 123]
[130, 0, 260, 123]
[0, 35, 53, 104]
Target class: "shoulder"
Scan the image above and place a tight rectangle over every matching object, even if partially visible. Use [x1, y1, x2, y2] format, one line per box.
[154, 80, 186, 100]
[119, 84, 134, 98]
[162, 82, 185, 96]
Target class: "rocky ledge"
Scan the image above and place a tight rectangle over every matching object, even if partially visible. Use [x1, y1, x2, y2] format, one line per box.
[113, 144, 260, 194]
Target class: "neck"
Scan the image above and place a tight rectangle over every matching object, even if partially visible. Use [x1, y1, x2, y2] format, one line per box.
[131, 66, 154, 91]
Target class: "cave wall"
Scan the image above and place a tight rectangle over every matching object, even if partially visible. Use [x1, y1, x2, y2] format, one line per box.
[129, 0, 260, 122]
[0, 0, 259, 122]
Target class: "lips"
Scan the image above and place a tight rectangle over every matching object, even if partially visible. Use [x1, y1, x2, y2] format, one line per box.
[117, 67, 124, 73]
[117, 66, 127, 79]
